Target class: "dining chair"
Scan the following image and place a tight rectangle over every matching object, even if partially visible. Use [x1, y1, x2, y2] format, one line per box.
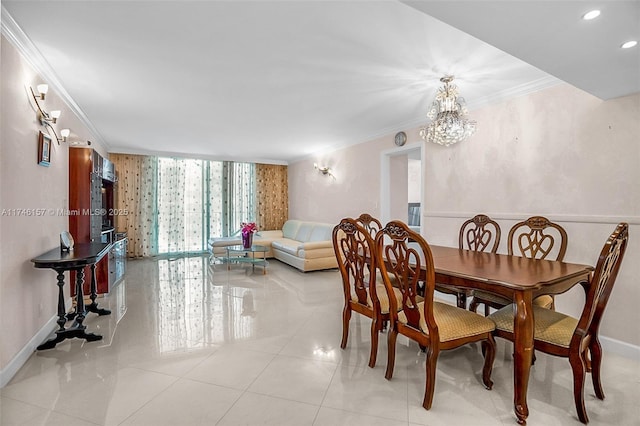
[437, 214, 501, 309]
[355, 213, 382, 238]
[375, 220, 496, 410]
[489, 222, 629, 424]
[332, 218, 402, 368]
[356, 213, 398, 292]
[469, 215, 568, 315]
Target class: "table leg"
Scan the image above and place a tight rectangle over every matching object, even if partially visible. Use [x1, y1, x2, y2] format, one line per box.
[74, 267, 87, 326]
[85, 263, 111, 316]
[54, 270, 67, 331]
[37, 267, 103, 350]
[513, 291, 534, 425]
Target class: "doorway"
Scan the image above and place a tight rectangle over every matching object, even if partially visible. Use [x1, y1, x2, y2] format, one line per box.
[380, 142, 424, 232]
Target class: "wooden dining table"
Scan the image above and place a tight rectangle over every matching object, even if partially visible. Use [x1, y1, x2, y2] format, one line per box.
[428, 245, 593, 425]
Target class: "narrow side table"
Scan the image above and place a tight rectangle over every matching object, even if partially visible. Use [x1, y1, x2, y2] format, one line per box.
[31, 242, 111, 350]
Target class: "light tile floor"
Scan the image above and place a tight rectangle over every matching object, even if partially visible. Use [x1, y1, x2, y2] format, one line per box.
[2, 256, 639, 425]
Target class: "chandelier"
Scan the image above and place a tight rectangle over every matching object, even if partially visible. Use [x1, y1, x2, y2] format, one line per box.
[419, 76, 476, 146]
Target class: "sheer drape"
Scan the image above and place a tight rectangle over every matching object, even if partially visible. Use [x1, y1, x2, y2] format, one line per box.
[207, 161, 224, 239]
[110, 154, 157, 257]
[110, 154, 272, 257]
[157, 158, 211, 255]
[111, 155, 266, 256]
[256, 164, 288, 231]
[221, 162, 256, 237]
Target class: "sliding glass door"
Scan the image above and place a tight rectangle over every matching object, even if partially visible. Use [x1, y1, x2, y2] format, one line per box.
[156, 158, 255, 256]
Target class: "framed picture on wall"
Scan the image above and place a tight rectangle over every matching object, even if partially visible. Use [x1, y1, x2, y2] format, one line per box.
[38, 131, 51, 166]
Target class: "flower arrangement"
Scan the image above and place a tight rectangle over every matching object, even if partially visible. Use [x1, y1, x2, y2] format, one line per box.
[241, 222, 258, 235]
[240, 222, 258, 249]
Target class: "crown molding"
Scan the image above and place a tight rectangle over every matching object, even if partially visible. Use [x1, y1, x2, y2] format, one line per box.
[288, 74, 563, 164]
[1, 6, 108, 149]
[466, 75, 562, 110]
[108, 146, 288, 166]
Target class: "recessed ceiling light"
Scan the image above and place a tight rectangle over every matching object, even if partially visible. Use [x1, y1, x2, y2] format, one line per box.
[582, 10, 601, 20]
[621, 40, 638, 49]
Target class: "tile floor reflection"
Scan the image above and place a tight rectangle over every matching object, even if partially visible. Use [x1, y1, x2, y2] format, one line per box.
[2, 256, 638, 425]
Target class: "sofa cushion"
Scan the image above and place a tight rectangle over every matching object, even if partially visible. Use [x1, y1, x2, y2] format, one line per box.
[271, 239, 301, 256]
[282, 220, 301, 239]
[308, 224, 333, 242]
[295, 222, 314, 242]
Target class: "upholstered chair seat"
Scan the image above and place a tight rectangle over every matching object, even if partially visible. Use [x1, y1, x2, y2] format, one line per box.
[398, 301, 496, 342]
[490, 305, 578, 348]
[471, 292, 554, 310]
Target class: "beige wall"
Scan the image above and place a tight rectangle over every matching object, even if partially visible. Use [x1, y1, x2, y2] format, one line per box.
[407, 158, 421, 204]
[289, 136, 391, 223]
[0, 35, 107, 382]
[289, 83, 640, 348]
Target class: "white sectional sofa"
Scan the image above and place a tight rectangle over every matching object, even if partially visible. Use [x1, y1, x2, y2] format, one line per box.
[208, 219, 338, 272]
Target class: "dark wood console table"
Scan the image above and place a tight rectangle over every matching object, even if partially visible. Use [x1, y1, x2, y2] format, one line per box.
[31, 242, 112, 350]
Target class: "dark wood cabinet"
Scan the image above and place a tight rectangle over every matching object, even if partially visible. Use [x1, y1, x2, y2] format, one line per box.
[69, 148, 116, 295]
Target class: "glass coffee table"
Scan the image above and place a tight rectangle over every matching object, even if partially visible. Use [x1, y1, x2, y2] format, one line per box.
[226, 245, 269, 274]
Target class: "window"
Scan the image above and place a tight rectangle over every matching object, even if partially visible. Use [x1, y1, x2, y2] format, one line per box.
[155, 158, 255, 256]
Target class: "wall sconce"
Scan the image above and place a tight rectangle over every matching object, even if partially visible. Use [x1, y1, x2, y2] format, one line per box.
[314, 163, 334, 178]
[29, 83, 65, 144]
[59, 128, 92, 146]
[36, 84, 48, 100]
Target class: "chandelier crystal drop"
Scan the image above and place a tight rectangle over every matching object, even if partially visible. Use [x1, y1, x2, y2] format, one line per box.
[419, 76, 476, 147]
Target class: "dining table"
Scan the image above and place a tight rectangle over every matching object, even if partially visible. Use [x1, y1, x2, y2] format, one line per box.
[428, 245, 594, 425]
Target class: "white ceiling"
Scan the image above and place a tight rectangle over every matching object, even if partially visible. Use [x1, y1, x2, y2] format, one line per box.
[2, 1, 638, 164]
[403, 0, 640, 101]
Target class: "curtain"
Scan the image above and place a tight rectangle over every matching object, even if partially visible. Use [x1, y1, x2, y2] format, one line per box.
[221, 162, 256, 236]
[256, 164, 288, 231]
[110, 154, 157, 257]
[207, 161, 224, 239]
[111, 155, 264, 256]
[156, 158, 202, 255]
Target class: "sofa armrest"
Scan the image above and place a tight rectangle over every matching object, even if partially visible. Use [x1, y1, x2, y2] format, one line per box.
[301, 240, 333, 251]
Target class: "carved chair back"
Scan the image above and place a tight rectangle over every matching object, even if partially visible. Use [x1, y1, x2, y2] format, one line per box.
[507, 216, 568, 261]
[332, 218, 379, 310]
[573, 222, 628, 348]
[459, 214, 501, 253]
[355, 213, 383, 239]
[375, 220, 437, 338]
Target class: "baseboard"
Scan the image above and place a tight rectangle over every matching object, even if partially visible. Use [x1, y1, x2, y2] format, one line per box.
[601, 336, 640, 361]
[0, 297, 71, 388]
[0, 315, 57, 387]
